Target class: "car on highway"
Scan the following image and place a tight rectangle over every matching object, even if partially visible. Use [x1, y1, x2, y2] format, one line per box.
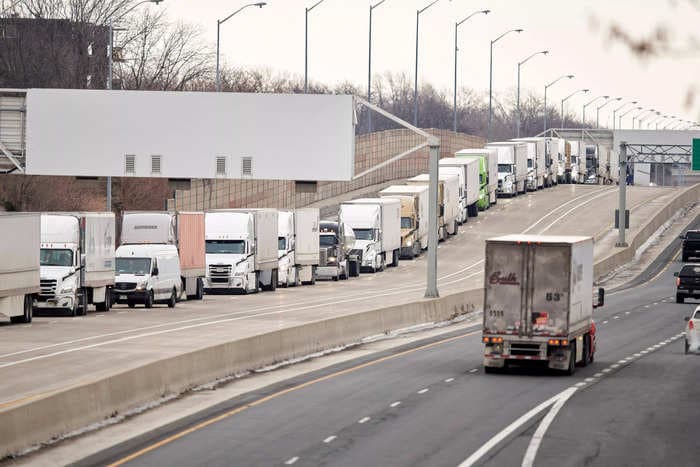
[684, 306, 700, 354]
[674, 264, 700, 303]
[680, 230, 700, 262]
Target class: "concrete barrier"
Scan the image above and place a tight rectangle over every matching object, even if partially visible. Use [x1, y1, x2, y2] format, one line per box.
[1, 185, 697, 458]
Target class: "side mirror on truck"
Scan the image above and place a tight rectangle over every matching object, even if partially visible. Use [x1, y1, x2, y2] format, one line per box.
[685, 316, 691, 322]
[593, 287, 605, 308]
[152, 267, 159, 277]
[674, 272, 679, 277]
[680, 235, 686, 240]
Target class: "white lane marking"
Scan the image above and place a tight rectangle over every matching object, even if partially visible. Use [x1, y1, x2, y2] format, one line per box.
[594, 373, 603, 378]
[614, 316, 620, 320]
[574, 382, 586, 388]
[634, 353, 642, 357]
[457, 392, 563, 467]
[521, 387, 578, 467]
[469, 368, 479, 373]
[521, 186, 614, 234]
[390, 401, 401, 408]
[643, 305, 650, 309]
[358, 417, 370, 424]
[611, 363, 620, 368]
[418, 388, 429, 394]
[285, 457, 299, 465]
[323, 435, 337, 444]
[602, 368, 612, 373]
[537, 189, 617, 234]
[584, 377, 595, 383]
[625, 311, 631, 315]
[602, 320, 609, 324]
[640, 350, 649, 354]
[653, 302, 659, 305]
[445, 378, 455, 383]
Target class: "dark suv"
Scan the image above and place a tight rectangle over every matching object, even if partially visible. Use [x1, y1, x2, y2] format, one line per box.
[680, 230, 700, 262]
[675, 264, 700, 303]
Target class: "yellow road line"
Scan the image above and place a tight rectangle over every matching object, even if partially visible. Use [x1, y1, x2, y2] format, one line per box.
[108, 329, 481, 466]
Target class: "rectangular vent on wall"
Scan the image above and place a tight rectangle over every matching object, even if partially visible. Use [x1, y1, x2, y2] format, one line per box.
[151, 155, 162, 174]
[241, 156, 253, 176]
[124, 154, 136, 175]
[216, 156, 227, 176]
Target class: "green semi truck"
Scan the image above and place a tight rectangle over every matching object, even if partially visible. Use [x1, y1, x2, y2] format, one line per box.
[454, 148, 498, 210]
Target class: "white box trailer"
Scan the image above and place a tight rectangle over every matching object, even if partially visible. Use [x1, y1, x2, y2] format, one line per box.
[513, 137, 548, 189]
[568, 140, 586, 183]
[548, 137, 564, 184]
[277, 208, 320, 286]
[455, 148, 499, 208]
[204, 209, 278, 293]
[486, 142, 527, 196]
[439, 157, 481, 218]
[407, 173, 461, 238]
[340, 198, 401, 271]
[482, 235, 601, 374]
[379, 184, 429, 258]
[120, 211, 206, 300]
[0, 213, 40, 323]
[37, 212, 115, 315]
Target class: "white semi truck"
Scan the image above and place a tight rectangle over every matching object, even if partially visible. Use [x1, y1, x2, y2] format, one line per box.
[379, 184, 429, 258]
[487, 142, 527, 197]
[482, 235, 604, 374]
[37, 213, 115, 315]
[513, 137, 547, 190]
[118, 211, 206, 300]
[0, 213, 40, 323]
[407, 173, 460, 238]
[277, 209, 320, 287]
[339, 198, 401, 272]
[204, 209, 278, 293]
[439, 157, 481, 218]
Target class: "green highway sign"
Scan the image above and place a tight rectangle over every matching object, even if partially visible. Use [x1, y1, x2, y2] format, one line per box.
[694, 139, 700, 171]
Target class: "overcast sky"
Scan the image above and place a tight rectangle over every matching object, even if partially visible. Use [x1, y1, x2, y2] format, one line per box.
[162, 0, 699, 128]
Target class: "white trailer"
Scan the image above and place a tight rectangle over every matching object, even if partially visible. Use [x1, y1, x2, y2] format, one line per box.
[379, 184, 429, 258]
[455, 148, 499, 208]
[204, 209, 278, 293]
[277, 208, 320, 287]
[482, 235, 602, 374]
[37, 213, 115, 315]
[513, 137, 547, 189]
[548, 137, 564, 184]
[0, 213, 39, 323]
[407, 173, 461, 238]
[568, 140, 586, 183]
[439, 157, 481, 218]
[339, 198, 401, 272]
[486, 142, 527, 196]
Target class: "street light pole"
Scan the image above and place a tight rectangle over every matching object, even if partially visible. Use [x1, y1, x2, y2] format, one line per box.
[582, 95, 608, 125]
[611, 101, 637, 130]
[367, 0, 388, 133]
[560, 88, 588, 128]
[516, 49, 548, 137]
[543, 74, 573, 133]
[216, 2, 266, 92]
[106, 0, 164, 212]
[414, 0, 442, 126]
[619, 106, 642, 129]
[634, 109, 654, 129]
[596, 97, 621, 128]
[305, 0, 326, 94]
[487, 28, 523, 141]
[453, 9, 490, 133]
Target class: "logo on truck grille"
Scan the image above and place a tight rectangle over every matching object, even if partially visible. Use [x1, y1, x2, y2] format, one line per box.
[489, 271, 520, 286]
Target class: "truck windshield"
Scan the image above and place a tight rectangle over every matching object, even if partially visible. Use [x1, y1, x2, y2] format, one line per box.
[680, 265, 700, 276]
[527, 160, 533, 168]
[116, 258, 151, 275]
[206, 240, 245, 254]
[401, 217, 413, 229]
[353, 228, 375, 241]
[319, 234, 337, 246]
[686, 231, 700, 240]
[498, 164, 512, 173]
[40, 249, 73, 267]
[278, 237, 287, 250]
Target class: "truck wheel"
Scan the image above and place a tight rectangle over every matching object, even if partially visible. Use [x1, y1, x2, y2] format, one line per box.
[145, 290, 154, 309]
[677, 294, 685, 304]
[565, 341, 577, 375]
[453, 221, 459, 236]
[95, 291, 111, 312]
[77, 290, 88, 316]
[167, 288, 177, 308]
[333, 274, 339, 281]
[682, 254, 689, 262]
[685, 339, 690, 354]
[270, 270, 278, 291]
[128, 302, 136, 309]
[378, 255, 385, 272]
[10, 295, 33, 324]
[196, 278, 204, 300]
[310, 267, 317, 285]
[580, 335, 591, 367]
[392, 250, 400, 267]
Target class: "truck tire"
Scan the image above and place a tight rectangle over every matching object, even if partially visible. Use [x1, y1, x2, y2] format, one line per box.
[677, 294, 685, 304]
[391, 249, 400, 267]
[196, 278, 204, 300]
[685, 339, 690, 354]
[453, 221, 459, 236]
[682, 253, 689, 262]
[378, 255, 385, 272]
[348, 261, 359, 277]
[580, 334, 591, 367]
[11, 295, 33, 324]
[95, 290, 111, 312]
[128, 302, 136, 309]
[145, 290, 154, 309]
[310, 266, 317, 285]
[565, 341, 577, 375]
[167, 288, 177, 308]
[77, 290, 88, 316]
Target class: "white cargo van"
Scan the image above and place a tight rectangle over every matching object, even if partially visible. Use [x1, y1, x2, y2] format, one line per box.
[114, 244, 182, 308]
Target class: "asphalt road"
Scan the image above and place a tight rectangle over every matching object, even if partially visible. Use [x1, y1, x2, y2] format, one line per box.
[84, 246, 699, 466]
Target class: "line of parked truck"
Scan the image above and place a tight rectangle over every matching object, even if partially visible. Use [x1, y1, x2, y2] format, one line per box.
[0, 136, 616, 324]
